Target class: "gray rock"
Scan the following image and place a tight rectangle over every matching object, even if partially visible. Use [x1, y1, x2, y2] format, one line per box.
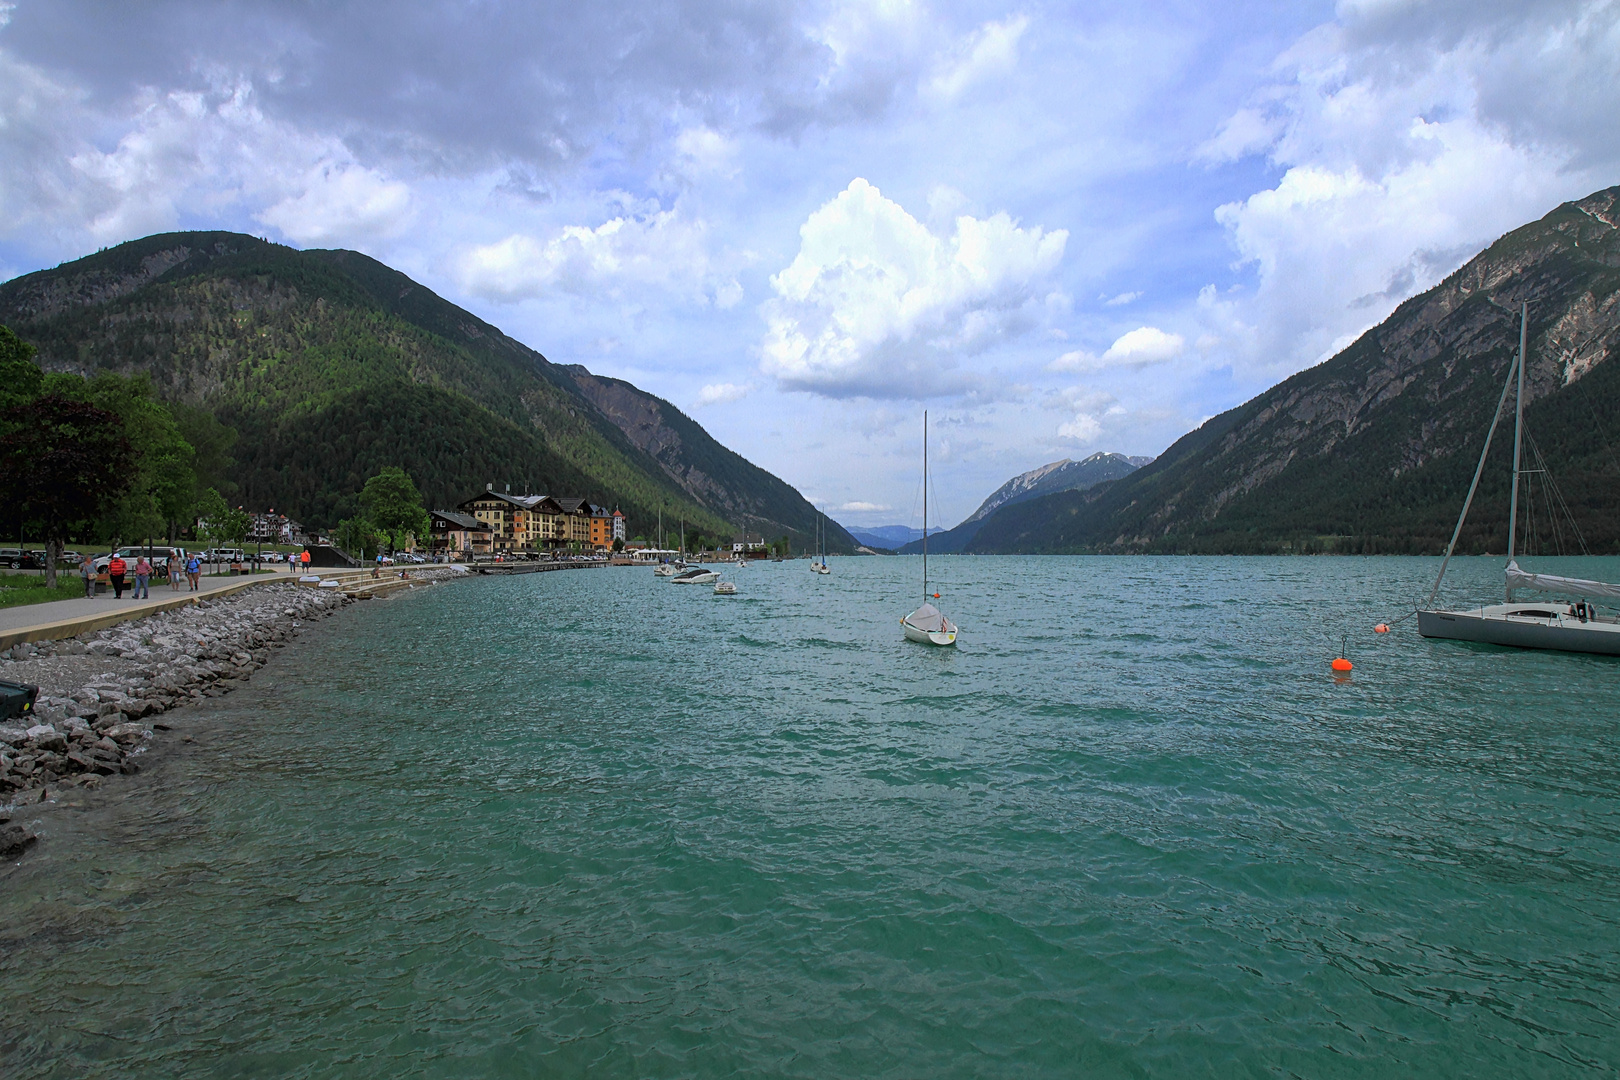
[30, 731, 68, 754]
[103, 724, 148, 746]
[0, 822, 37, 859]
[0, 727, 27, 748]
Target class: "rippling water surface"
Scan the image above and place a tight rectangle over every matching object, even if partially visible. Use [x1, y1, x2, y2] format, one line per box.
[3, 556, 1619, 1077]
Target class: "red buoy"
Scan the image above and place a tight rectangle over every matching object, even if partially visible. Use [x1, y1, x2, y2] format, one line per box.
[1374, 623, 1389, 634]
[1331, 657, 1353, 672]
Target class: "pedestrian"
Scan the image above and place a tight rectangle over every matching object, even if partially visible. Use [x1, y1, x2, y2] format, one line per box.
[107, 553, 127, 598]
[301, 549, 311, 573]
[287, 551, 297, 572]
[168, 553, 182, 591]
[133, 554, 152, 599]
[186, 553, 201, 591]
[79, 552, 96, 598]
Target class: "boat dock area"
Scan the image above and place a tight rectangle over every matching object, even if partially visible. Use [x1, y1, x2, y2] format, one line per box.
[472, 560, 607, 576]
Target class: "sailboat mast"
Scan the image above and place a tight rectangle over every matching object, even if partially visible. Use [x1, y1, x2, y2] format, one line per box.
[922, 410, 928, 601]
[1506, 303, 1528, 599]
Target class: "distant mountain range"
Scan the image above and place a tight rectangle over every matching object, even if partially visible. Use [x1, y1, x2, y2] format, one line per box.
[898, 452, 1150, 554]
[964, 453, 1152, 523]
[0, 232, 856, 551]
[846, 525, 945, 549]
[962, 184, 1620, 554]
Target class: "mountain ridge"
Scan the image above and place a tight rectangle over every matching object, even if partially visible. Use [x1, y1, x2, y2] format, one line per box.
[0, 231, 851, 548]
[962, 184, 1620, 555]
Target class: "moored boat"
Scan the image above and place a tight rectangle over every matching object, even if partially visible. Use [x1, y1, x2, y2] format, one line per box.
[902, 410, 957, 647]
[1419, 303, 1620, 655]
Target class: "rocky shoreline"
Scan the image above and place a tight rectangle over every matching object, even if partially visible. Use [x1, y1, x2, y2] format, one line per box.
[0, 568, 467, 859]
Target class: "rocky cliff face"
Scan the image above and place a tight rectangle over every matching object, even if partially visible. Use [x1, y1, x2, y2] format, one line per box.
[566, 366, 857, 550]
[968, 185, 1620, 555]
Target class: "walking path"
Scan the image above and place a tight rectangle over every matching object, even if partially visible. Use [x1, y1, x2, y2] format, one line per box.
[0, 568, 307, 648]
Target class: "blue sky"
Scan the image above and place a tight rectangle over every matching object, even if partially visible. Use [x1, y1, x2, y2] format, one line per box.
[2, 0, 1616, 527]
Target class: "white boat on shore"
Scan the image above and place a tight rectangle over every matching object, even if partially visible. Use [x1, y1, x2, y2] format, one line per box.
[1419, 303, 1620, 656]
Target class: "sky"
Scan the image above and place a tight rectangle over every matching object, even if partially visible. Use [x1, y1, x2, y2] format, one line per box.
[1, 1, 1617, 529]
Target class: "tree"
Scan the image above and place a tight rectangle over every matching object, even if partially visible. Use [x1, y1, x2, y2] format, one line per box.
[334, 517, 381, 560]
[0, 326, 42, 414]
[83, 373, 196, 547]
[359, 466, 430, 552]
[195, 487, 249, 564]
[0, 395, 133, 586]
[611, 537, 624, 553]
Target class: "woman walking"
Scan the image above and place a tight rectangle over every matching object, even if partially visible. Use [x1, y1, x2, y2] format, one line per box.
[133, 554, 151, 599]
[168, 553, 183, 591]
[79, 552, 96, 598]
[186, 553, 201, 591]
[107, 553, 127, 599]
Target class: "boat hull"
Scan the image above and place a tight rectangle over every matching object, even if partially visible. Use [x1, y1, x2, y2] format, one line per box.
[901, 620, 956, 646]
[1418, 607, 1620, 656]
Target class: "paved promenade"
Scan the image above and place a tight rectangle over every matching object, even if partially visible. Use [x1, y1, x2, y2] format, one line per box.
[0, 568, 304, 644]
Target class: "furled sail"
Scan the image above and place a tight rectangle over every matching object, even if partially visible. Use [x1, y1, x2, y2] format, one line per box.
[1505, 560, 1620, 601]
[903, 602, 950, 632]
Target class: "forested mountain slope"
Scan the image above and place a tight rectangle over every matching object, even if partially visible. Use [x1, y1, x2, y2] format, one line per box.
[968, 185, 1620, 555]
[0, 232, 838, 545]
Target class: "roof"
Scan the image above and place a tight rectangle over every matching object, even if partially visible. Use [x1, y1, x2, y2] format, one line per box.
[431, 509, 490, 531]
[553, 497, 586, 513]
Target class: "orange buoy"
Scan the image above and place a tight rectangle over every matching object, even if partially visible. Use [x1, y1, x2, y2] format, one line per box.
[1373, 623, 1389, 633]
[1331, 657, 1353, 672]
[933, 592, 940, 599]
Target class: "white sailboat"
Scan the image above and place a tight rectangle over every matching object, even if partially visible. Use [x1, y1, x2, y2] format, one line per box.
[1418, 303, 1620, 655]
[810, 511, 830, 574]
[902, 410, 958, 646]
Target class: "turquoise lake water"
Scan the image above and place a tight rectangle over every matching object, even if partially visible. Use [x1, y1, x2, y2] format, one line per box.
[2, 556, 1618, 1077]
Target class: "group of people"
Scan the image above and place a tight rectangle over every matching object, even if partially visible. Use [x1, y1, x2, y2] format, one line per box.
[78, 552, 204, 599]
[74, 548, 316, 599]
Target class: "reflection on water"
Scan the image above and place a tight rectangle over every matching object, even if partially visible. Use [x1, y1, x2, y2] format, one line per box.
[3, 556, 1619, 1077]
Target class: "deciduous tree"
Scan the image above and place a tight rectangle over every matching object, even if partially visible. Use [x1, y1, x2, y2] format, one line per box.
[0, 395, 133, 586]
[359, 466, 431, 552]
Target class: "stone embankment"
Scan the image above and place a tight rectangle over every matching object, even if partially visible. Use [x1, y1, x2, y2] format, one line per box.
[0, 568, 465, 857]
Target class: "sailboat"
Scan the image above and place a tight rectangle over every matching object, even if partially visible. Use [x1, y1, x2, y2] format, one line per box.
[810, 511, 830, 574]
[902, 410, 958, 646]
[1418, 303, 1620, 655]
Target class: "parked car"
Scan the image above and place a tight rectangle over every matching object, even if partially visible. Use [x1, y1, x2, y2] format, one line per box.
[0, 548, 43, 570]
[95, 546, 189, 573]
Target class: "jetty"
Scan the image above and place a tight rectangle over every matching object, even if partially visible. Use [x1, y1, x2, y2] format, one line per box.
[471, 560, 606, 576]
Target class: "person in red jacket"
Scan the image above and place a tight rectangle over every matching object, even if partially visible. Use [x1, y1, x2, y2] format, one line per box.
[107, 554, 127, 598]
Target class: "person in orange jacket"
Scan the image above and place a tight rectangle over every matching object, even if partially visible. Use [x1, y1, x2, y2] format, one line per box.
[107, 554, 127, 598]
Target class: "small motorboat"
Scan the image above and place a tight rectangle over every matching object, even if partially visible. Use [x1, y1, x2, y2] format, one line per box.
[671, 567, 720, 584]
[653, 562, 678, 577]
[713, 580, 737, 595]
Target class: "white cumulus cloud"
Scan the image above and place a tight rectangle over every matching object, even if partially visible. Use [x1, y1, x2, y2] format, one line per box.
[928, 14, 1030, 100]
[836, 501, 889, 512]
[761, 177, 1067, 398]
[456, 205, 719, 302]
[1048, 326, 1185, 372]
[694, 382, 752, 406]
[257, 162, 413, 244]
[1202, 0, 1620, 377]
